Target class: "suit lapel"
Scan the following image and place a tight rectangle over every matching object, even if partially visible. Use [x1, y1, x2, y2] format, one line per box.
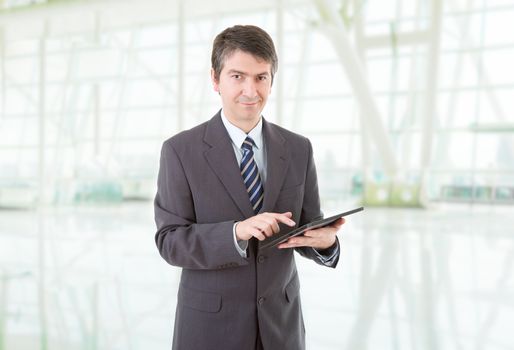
[261, 119, 290, 212]
[203, 112, 255, 218]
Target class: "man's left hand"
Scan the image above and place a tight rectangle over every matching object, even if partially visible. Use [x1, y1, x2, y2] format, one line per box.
[277, 217, 345, 250]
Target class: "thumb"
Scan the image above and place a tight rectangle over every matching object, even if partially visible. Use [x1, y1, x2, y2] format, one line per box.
[333, 217, 345, 227]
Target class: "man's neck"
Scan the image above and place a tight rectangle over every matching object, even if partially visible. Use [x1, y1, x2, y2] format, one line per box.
[224, 114, 261, 134]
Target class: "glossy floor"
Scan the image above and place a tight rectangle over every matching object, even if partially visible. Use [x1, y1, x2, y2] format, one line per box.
[0, 202, 513, 350]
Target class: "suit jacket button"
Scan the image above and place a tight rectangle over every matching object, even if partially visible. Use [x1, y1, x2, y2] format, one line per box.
[258, 297, 265, 305]
[257, 255, 266, 263]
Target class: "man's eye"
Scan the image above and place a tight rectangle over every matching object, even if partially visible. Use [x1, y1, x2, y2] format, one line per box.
[258, 76, 268, 81]
[232, 74, 241, 79]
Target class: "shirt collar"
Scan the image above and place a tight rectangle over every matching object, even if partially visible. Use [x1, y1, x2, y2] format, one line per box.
[220, 109, 263, 150]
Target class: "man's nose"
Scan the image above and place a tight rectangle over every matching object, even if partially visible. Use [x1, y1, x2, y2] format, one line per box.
[242, 79, 258, 97]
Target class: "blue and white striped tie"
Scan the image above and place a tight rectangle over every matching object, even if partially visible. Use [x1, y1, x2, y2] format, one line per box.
[240, 136, 264, 214]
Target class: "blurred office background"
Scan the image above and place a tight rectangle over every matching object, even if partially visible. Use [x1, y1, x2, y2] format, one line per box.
[0, 0, 513, 349]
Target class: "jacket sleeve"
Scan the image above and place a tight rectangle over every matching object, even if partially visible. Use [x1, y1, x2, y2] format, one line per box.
[294, 139, 340, 268]
[154, 140, 248, 270]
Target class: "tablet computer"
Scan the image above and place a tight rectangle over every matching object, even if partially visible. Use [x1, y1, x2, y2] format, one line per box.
[259, 207, 364, 250]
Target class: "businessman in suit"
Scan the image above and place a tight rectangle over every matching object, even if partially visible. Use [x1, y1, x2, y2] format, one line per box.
[154, 25, 344, 350]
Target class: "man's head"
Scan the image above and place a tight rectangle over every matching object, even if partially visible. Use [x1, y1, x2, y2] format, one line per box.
[211, 25, 278, 84]
[210, 25, 278, 132]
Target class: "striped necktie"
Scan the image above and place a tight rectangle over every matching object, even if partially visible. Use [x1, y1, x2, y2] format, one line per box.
[240, 136, 264, 214]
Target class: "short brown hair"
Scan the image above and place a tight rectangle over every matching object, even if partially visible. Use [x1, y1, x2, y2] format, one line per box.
[211, 25, 278, 83]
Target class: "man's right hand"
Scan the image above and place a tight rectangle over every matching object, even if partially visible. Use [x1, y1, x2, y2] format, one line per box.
[235, 212, 296, 241]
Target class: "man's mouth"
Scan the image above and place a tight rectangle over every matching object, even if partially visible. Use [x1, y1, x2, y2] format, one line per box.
[239, 100, 260, 106]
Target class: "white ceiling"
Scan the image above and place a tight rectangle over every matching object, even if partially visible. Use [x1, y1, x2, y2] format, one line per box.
[0, 0, 312, 40]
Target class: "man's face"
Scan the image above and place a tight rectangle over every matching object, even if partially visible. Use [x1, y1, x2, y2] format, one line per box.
[211, 50, 272, 128]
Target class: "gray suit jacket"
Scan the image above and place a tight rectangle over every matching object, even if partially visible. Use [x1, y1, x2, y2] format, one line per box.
[154, 111, 339, 350]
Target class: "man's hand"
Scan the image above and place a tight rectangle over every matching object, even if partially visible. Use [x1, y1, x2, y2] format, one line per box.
[277, 217, 345, 250]
[235, 212, 296, 241]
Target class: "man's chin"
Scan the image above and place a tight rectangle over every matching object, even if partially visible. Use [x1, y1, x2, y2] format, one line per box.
[238, 107, 262, 118]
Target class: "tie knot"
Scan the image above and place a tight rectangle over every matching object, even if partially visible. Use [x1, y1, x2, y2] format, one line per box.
[242, 136, 256, 152]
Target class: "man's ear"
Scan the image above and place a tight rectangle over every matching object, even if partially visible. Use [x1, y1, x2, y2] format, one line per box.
[210, 68, 219, 93]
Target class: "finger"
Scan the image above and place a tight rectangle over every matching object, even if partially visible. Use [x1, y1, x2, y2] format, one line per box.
[268, 212, 295, 226]
[304, 218, 345, 237]
[251, 229, 267, 241]
[303, 229, 321, 237]
[278, 236, 314, 249]
[252, 221, 273, 237]
[265, 211, 291, 218]
[303, 226, 338, 237]
[257, 213, 295, 231]
[329, 218, 345, 232]
[258, 216, 281, 234]
[329, 217, 345, 228]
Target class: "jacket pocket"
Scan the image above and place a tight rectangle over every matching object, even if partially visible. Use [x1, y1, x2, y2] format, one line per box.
[284, 273, 300, 303]
[179, 285, 222, 313]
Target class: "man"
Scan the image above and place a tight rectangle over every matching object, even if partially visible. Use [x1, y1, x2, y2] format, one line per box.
[154, 25, 344, 350]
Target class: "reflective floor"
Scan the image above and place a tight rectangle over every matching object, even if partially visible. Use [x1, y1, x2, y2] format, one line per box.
[0, 202, 513, 350]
